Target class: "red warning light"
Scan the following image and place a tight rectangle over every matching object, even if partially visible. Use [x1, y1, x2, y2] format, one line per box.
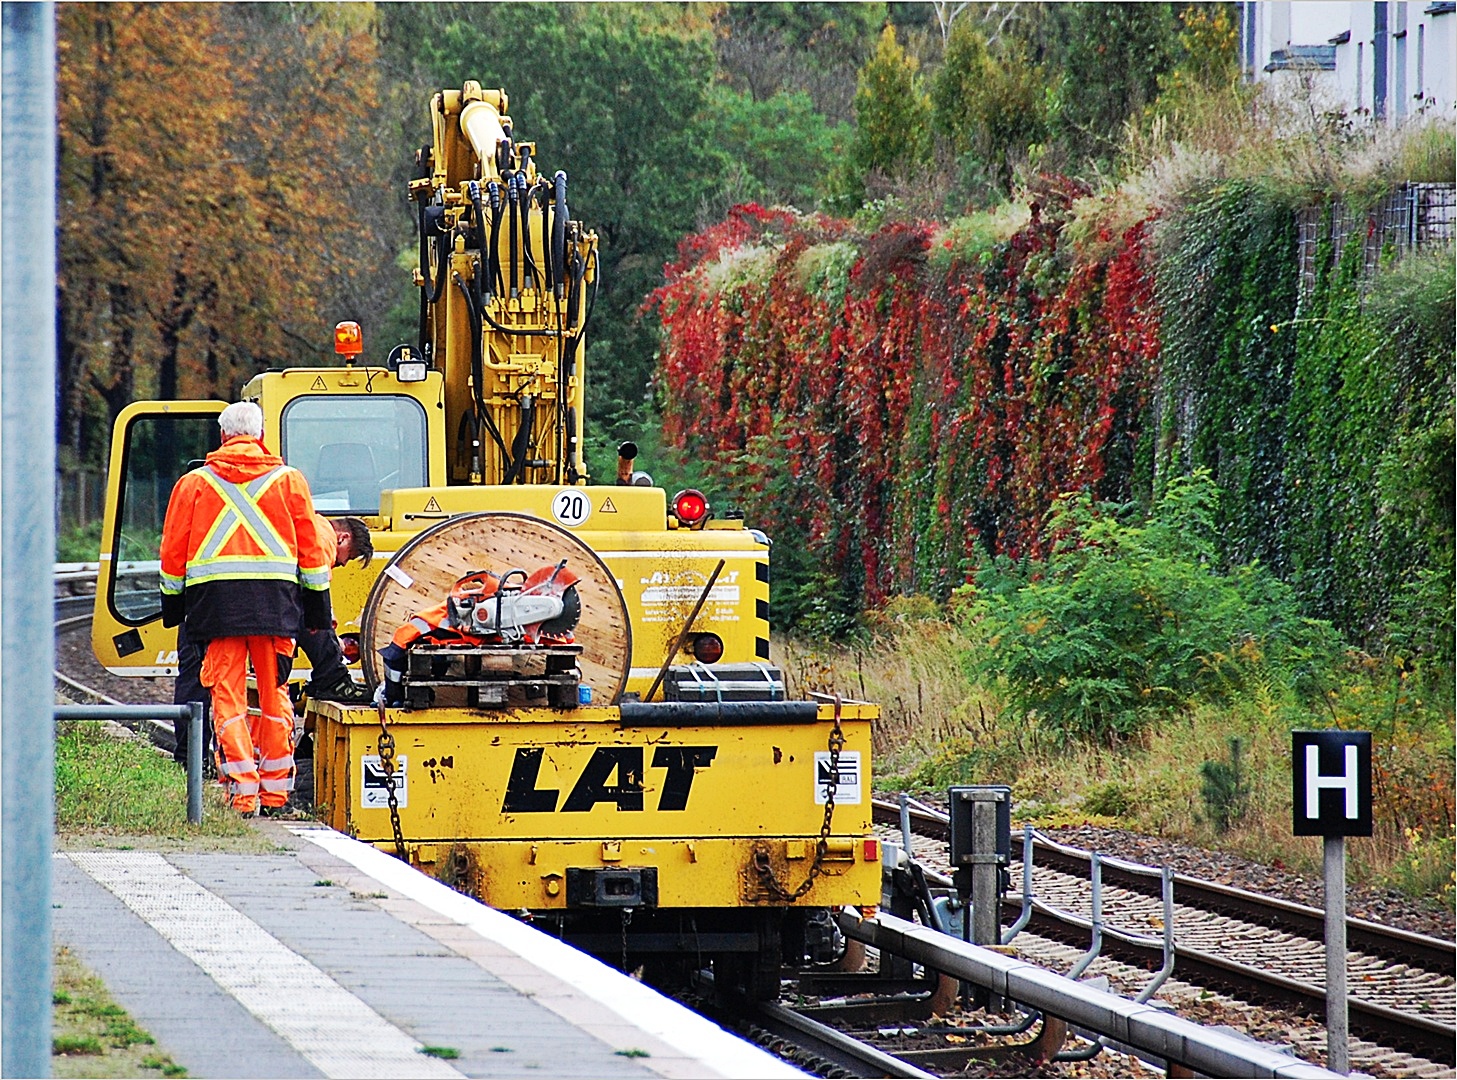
[671, 489, 709, 527]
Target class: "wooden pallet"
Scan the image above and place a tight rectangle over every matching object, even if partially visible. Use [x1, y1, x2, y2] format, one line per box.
[403, 643, 582, 708]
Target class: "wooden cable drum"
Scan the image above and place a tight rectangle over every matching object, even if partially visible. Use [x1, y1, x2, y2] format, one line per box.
[358, 512, 631, 704]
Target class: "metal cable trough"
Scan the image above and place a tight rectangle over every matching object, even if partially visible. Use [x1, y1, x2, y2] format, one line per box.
[835, 907, 1344, 1079]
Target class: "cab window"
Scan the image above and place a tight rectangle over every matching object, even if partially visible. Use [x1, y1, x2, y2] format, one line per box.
[280, 395, 428, 514]
[111, 413, 220, 624]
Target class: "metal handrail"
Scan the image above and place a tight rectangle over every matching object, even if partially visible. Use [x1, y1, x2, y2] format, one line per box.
[1065, 854, 1104, 980]
[836, 908, 1341, 1079]
[1001, 825, 1036, 944]
[55, 704, 204, 824]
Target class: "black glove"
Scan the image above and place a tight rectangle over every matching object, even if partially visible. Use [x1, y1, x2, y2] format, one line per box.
[301, 588, 333, 632]
[161, 592, 184, 628]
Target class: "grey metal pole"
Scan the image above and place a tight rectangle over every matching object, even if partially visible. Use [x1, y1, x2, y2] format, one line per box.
[2, 4, 58, 1076]
[1324, 836, 1350, 1074]
[187, 701, 205, 825]
[970, 798, 999, 946]
[969, 794, 1002, 1010]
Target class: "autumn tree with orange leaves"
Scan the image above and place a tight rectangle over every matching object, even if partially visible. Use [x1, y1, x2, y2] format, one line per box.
[56, 4, 398, 470]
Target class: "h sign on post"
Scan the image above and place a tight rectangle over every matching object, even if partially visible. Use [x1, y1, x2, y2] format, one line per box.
[1292, 730, 1372, 837]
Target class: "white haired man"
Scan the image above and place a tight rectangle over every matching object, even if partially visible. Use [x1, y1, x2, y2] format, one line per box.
[159, 401, 333, 816]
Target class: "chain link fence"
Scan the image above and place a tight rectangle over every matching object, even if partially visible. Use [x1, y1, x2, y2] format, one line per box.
[1297, 182, 1456, 297]
[57, 469, 106, 528]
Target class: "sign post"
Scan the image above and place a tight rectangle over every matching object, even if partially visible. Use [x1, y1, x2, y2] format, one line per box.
[1292, 730, 1373, 1077]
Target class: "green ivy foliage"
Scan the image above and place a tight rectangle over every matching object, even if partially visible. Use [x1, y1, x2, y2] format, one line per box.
[1157, 182, 1455, 679]
[1154, 183, 1300, 574]
[961, 472, 1339, 744]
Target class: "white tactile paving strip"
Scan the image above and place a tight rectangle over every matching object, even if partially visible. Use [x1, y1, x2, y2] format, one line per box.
[66, 852, 466, 1080]
[287, 824, 806, 1080]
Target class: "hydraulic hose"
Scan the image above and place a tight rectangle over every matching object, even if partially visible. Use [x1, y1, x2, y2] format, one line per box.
[561, 244, 599, 364]
[507, 174, 520, 299]
[416, 200, 448, 356]
[417, 200, 446, 304]
[476, 294, 573, 339]
[565, 405, 579, 485]
[520, 178, 542, 294]
[456, 409, 483, 484]
[469, 190, 588, 341]
[552, 171, 569, 301]
[487, 181, 504, 298]
[503, 394, 534, 485]
[468, 182, 489, 304]
[452, 273, 511, 468]
[539, 183, 554, 293]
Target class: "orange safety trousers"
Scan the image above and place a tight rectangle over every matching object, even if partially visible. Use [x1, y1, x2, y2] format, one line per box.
[201, 636, 295, 812]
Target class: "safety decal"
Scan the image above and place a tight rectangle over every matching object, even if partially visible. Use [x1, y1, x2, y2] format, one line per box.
[813, 751, 861, 805]
[551, 488, 592, 527]
[361, 755, 407, 808]
[310, 376, 328, 391]
[422, 496, 442, 513]
[600, 497, 618, 513]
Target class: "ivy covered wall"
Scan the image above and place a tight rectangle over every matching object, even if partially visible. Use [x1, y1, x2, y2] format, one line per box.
[650, 183, 1455, 666]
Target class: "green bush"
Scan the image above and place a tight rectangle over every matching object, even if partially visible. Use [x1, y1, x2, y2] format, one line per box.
[56, 520, 103, 563]
[1082, 780, 1133, 819]
[960, 471, 1341, 744]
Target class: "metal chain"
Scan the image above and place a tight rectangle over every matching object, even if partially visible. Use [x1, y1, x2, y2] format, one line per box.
[377, 702, 407, 860]
[753, 696, 845, 902]
[620, 907, 633, 974]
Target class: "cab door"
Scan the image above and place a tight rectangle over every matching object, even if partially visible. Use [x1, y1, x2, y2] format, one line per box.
[92, 401, 225, 675]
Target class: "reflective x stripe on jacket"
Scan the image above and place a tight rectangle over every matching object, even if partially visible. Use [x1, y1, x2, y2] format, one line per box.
[184, 467, 302, 586]
[160, 438, 333, 599]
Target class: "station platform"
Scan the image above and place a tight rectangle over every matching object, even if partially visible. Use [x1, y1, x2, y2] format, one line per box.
[52, 822, 804, 1079]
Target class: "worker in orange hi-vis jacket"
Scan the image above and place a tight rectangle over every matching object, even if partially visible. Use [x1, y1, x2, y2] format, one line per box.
[158, 401, 334, 816]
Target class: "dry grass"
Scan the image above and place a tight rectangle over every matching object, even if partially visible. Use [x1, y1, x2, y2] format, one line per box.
[1065, 78, 1457, 264]
[794, 620, 1456, 908]
[775, 617, 996, 772]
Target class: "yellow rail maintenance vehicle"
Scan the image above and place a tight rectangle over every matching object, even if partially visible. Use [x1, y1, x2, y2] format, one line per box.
[91, 81, 879, 995]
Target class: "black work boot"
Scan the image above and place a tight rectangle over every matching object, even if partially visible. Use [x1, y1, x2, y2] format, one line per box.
[311, 674, 372, 705]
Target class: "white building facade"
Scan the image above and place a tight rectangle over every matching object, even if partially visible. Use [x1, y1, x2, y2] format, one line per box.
[1240, 1, 1455, 121]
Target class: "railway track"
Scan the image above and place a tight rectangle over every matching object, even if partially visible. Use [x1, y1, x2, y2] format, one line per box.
[872, 796, 1456, 1075]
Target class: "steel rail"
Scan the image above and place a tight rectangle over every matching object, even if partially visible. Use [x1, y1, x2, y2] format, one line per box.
[1011, 897, 1457, 1065]
[752, 999, 938, 1079]
[872, 797, 1456, 975]
[837, 907, 1342, 1079]
[1029, 838, 1457, 973]
[693, 968, 937, 1079]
